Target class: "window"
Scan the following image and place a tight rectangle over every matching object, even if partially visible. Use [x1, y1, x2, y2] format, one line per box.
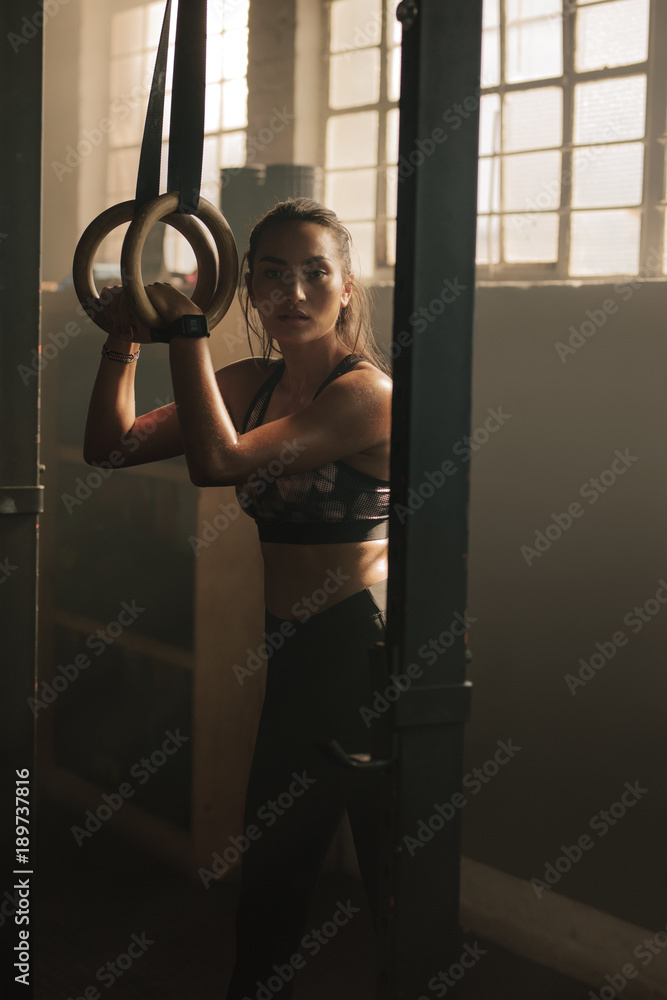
[105, 0, 249, 273]
[477, 0, 667, 279]
[323, 0, 401, 279]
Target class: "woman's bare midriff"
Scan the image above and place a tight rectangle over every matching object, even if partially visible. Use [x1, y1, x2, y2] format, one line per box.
[227, 355, 390, 620]
[261, 537, 388, 620]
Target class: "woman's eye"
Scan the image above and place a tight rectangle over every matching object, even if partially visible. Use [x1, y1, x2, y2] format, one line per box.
[264, 269, 282, 279]
[306, 270, 326, 279]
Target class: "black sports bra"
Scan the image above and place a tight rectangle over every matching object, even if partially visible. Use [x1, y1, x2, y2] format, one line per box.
[234, 354, 391, 544]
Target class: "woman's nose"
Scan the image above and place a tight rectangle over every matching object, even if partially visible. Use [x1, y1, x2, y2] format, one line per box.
[284, 273, 306, 302]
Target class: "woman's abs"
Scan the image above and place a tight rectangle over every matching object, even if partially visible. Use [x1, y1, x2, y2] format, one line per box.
[261, 538, 388, 621]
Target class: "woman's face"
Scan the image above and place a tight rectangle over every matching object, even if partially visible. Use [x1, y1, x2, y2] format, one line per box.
[247, 221, 352, 347]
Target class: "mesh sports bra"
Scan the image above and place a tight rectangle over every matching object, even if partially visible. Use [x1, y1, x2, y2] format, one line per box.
[234, 354, 391, 544]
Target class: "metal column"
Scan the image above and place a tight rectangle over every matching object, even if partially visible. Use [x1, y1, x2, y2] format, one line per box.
[0, 4, 43, 998]
[380, 1, 483, 996]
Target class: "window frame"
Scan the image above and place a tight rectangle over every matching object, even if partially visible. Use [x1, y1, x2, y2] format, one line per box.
[476, 0, 667, 282]
[320, 0, 399, 283]
[105, 1, 249, 253]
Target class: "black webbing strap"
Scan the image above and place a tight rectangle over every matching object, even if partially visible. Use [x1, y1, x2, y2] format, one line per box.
[134, 0, 206, 215]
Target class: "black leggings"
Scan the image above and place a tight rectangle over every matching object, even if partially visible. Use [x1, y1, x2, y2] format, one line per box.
[225, 580, 388, 1000]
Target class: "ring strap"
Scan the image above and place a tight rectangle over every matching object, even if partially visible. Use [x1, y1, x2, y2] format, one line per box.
[135, 0, 206, 215]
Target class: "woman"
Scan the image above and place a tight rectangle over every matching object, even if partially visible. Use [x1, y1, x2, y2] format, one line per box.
[84, 198, 392, 998]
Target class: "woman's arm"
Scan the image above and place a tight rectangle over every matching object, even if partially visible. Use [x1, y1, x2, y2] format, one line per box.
[85, 281, 392, 483]
[140, 284, 392, 488]
[83, 285, 184, 467]
[175, 341, 392, 487]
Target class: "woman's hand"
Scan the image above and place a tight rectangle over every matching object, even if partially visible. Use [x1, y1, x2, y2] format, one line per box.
[97, 285, 153, 344]
[97, 282, 201, 343]
[145, 282, 204, 324]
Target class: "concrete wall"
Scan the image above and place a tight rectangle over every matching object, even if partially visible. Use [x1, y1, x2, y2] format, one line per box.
[460, 279, 667, 932]
[370, 275, 667, 989]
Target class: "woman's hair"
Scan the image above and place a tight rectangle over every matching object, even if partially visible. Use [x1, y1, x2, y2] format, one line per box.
[238, 197, 391, 374]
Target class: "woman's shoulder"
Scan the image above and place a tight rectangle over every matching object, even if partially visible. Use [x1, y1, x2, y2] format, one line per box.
[349, 350, 392, 379]
[345, 356, 393, 397]
[214, 355, 282, 430]
[318, 356, 392, 434]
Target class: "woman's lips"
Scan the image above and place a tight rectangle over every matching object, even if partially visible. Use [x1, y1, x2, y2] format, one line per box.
[278, 313, 309, 324]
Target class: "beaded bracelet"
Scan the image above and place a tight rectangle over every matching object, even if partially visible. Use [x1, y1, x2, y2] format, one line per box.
[101, 344, 141, 363]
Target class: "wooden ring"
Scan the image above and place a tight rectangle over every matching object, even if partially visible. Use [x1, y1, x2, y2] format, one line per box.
[72, 200, 219, 335]
[120, 193, 238, 330]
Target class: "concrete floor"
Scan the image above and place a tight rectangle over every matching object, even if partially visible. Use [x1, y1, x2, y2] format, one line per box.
[34, 799, 591, 999]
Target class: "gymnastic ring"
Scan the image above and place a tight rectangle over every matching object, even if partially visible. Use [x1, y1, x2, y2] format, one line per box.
[72, 200, 218, 337]
[121, 192, 238, 331]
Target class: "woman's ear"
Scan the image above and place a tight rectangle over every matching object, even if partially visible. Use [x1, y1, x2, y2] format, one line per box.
[341, 273, 354, 309]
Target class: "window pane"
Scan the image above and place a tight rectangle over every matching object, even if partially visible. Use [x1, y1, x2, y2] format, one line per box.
[205, 83, 222, 133]
[330, 0, 382, 53]
[479, 94, 501, 156]
[326, 168, 377, 219]
[504, 212, 559, 262]
[201, 175, 222, 205]
[576, 0, 649, 73]
[478, 157, 501, 213]
[110, 54, 143, 102]
[223, 0, 249, 30]
[502, 151, 561, 212]
[572, 142, 644, 208]
[570, 209, 640, 275]
[386, 217, 397, 267]
[207, 33, 224, 83]
[327, 112, 379, 169]
[164, 228, 197, 275]
[387, 47, 401, 103]
[159, 139, 168, 190]
[483, 0, 500, 29]
[506, 0, 561, 17]
[221, 29, 248, 79]
[109, 86, 146, 149]
[386, 108, 400, 164]
[330, 49, 381, 109]
[345, 221, 375, 278]
[147, 2, 171, 49]
[476, 215, 501, 265]
[107, 149, 139, 200]
[202, 136, 220, 182]
[162, 91, 172, 141]
[506, 11, 562, 82]
[111, 9, 145, 57]
[573, 76, 646, 144]
[388, 0, 402, 47]
[220, 130, 246, 168]
[222, 78, 248, 129]
[386, 164, 398, 217]
[208, 2, 224, 36]
[96, 222, 129, 268]
[503, 87, 562, 152]
[482, 27, 500, 87]
[164, 44, 175, 95]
